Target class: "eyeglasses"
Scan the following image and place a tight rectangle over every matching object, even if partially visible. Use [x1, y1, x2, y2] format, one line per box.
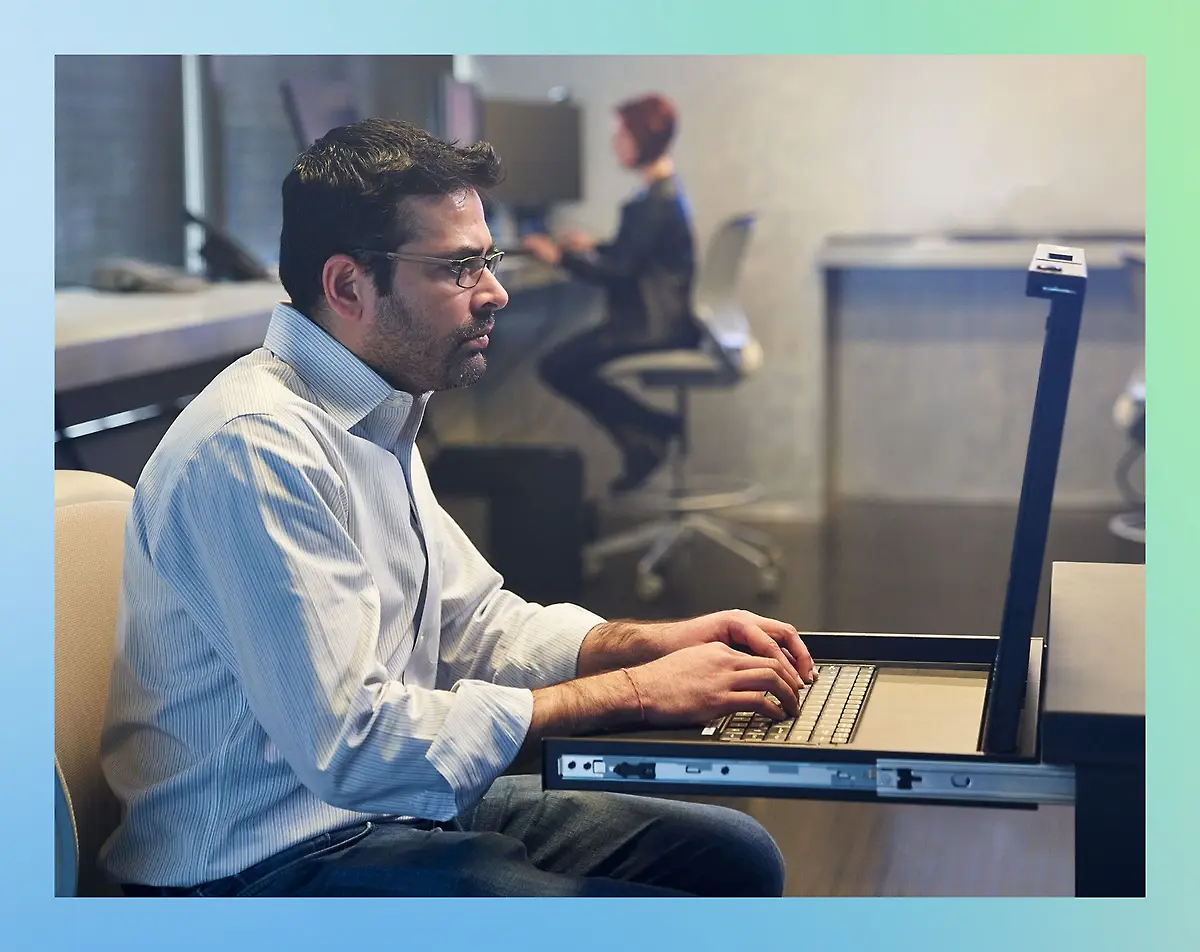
[353, 248, 505, 289]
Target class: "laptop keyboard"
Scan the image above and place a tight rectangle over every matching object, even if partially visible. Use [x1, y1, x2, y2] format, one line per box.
[701, 664, 877, 745]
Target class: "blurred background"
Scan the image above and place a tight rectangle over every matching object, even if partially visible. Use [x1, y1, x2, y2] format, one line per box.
[54, 54, 1146, 895]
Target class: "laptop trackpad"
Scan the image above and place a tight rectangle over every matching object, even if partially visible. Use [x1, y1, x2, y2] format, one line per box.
[849, 668, 989, 755]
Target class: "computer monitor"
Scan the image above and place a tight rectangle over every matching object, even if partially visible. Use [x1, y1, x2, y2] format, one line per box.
[980, 244, 1088, 753]
[280, 78, 360, 151]
[478, 97, 583, 209]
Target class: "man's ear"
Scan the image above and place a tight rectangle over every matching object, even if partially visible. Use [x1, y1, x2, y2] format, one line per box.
[320, 254, 372, 326]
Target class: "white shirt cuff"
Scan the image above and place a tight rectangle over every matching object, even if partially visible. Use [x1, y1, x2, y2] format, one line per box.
[425, 680, 534, 814]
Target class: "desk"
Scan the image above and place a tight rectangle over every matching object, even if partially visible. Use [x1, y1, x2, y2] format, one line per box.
[56, 261, 567, 394]
[817, 234, 1144, 272]
[1041, 560, 1145, 897]
[56, 281, 284, 393]
[541, 559, 1145, 897]
[54, 262, 569, 439]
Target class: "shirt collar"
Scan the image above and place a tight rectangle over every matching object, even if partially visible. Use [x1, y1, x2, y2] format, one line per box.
[262, 303, 430, 444]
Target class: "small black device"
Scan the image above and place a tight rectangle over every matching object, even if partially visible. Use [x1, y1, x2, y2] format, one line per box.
[184, 210, 272, 283]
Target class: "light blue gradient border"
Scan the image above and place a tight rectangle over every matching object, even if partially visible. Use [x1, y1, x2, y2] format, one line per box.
[8, 0, 1193, 948]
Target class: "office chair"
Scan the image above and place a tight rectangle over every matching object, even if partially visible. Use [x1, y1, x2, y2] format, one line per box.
[582, 214, 782, 600]
[54, 469, 134, 896]
[1109, 251, 1145, 544]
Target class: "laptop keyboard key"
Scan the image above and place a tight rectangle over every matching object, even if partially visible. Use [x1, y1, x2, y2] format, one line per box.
[709, 665, 876, 745]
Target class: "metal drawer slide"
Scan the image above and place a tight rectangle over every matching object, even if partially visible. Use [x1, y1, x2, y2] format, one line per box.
[555, 753, 1075, 806]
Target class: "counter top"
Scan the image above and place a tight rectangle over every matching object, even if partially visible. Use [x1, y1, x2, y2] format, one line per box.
[55, 260, 567, 393]
[817, 234, 1145, 271]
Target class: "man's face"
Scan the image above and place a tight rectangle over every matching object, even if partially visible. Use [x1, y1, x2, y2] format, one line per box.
[362, 188, 509, 393]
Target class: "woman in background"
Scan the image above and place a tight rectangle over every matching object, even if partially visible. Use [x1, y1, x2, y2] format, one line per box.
[524, 93, 700, 493]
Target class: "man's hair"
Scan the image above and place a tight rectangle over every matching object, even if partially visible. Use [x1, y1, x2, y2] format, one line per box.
[615, 94, 677, 167]
[279, 118, 504, 317]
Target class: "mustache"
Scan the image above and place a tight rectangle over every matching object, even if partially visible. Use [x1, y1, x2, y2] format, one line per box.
[455, 312, 496, 342]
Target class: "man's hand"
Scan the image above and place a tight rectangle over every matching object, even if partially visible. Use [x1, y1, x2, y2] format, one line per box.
[558, 228, 595, 253]
[577, 610, 816, 686]
[629, 642, 804, 723]
[522, 641, 805, 759]
[655, 610, 817, 684]
[520, 233, 562, 265]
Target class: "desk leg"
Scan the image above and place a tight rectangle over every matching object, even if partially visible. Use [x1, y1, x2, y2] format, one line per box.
[1074, 763, 1144, 897]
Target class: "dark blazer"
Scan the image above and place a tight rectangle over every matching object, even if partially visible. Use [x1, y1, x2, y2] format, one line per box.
[559, 175, 698, 343]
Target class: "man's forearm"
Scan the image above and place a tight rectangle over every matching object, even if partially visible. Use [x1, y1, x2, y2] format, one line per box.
[575, 620, 666, 677]
[508, 621, 659, 767]
[516, 668, 643, 761]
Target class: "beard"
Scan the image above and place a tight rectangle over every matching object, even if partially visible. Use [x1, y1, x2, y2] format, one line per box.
[366, 291, 492, 393]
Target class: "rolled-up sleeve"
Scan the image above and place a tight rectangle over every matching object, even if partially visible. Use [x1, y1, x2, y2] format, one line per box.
[150, 413, 535, 819]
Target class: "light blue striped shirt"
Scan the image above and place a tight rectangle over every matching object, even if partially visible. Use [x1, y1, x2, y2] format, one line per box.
[99, 303, 604, 887]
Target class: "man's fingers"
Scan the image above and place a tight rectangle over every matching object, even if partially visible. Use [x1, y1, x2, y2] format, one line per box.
[727, 645, 800, 695]
[728, 612, 816, 683]
[728, 621, 804, 690]
[729, 668, 800, 717]
[782, 630, 816, 682]
[728, 691, 790, 721]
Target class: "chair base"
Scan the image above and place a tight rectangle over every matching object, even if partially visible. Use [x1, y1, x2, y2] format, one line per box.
[1108, 510, 1145, 545]
[608, 474, 765, 516]
[583, 511, 783, 601]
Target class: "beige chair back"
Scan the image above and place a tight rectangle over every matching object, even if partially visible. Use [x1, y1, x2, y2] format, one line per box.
[54, 469, 133, 896]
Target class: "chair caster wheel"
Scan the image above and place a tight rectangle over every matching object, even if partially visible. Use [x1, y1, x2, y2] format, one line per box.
[635, 572, 664, 601]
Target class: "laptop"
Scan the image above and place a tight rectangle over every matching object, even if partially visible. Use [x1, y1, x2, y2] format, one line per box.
[545, 243, 1089, 783]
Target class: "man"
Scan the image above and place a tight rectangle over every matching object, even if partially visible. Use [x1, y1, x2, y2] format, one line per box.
[100, 119, 816, 898]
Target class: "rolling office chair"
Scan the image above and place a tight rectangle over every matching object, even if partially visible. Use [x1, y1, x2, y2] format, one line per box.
[54, 469, 134, 896]
[583, 214, 782, 600]
[1109, 251, 1145, 544]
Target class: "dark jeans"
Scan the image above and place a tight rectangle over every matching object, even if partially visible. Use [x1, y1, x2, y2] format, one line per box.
[538, 323, 700, 457]
[122, 775, 785, 897]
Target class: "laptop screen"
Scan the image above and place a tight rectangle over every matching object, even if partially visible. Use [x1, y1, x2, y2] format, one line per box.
[980, 246, 1088, 754]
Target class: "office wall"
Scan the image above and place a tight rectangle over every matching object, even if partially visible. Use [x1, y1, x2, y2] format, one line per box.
[55, 56, 185, 288]
[208, 56, 352, 264]
[207, 55, 453, 265]
[832, 266, 1143, 505]
[470, 55, 1145, 517]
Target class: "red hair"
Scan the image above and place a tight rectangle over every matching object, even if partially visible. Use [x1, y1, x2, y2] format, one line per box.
[615, 93, 677, 166]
